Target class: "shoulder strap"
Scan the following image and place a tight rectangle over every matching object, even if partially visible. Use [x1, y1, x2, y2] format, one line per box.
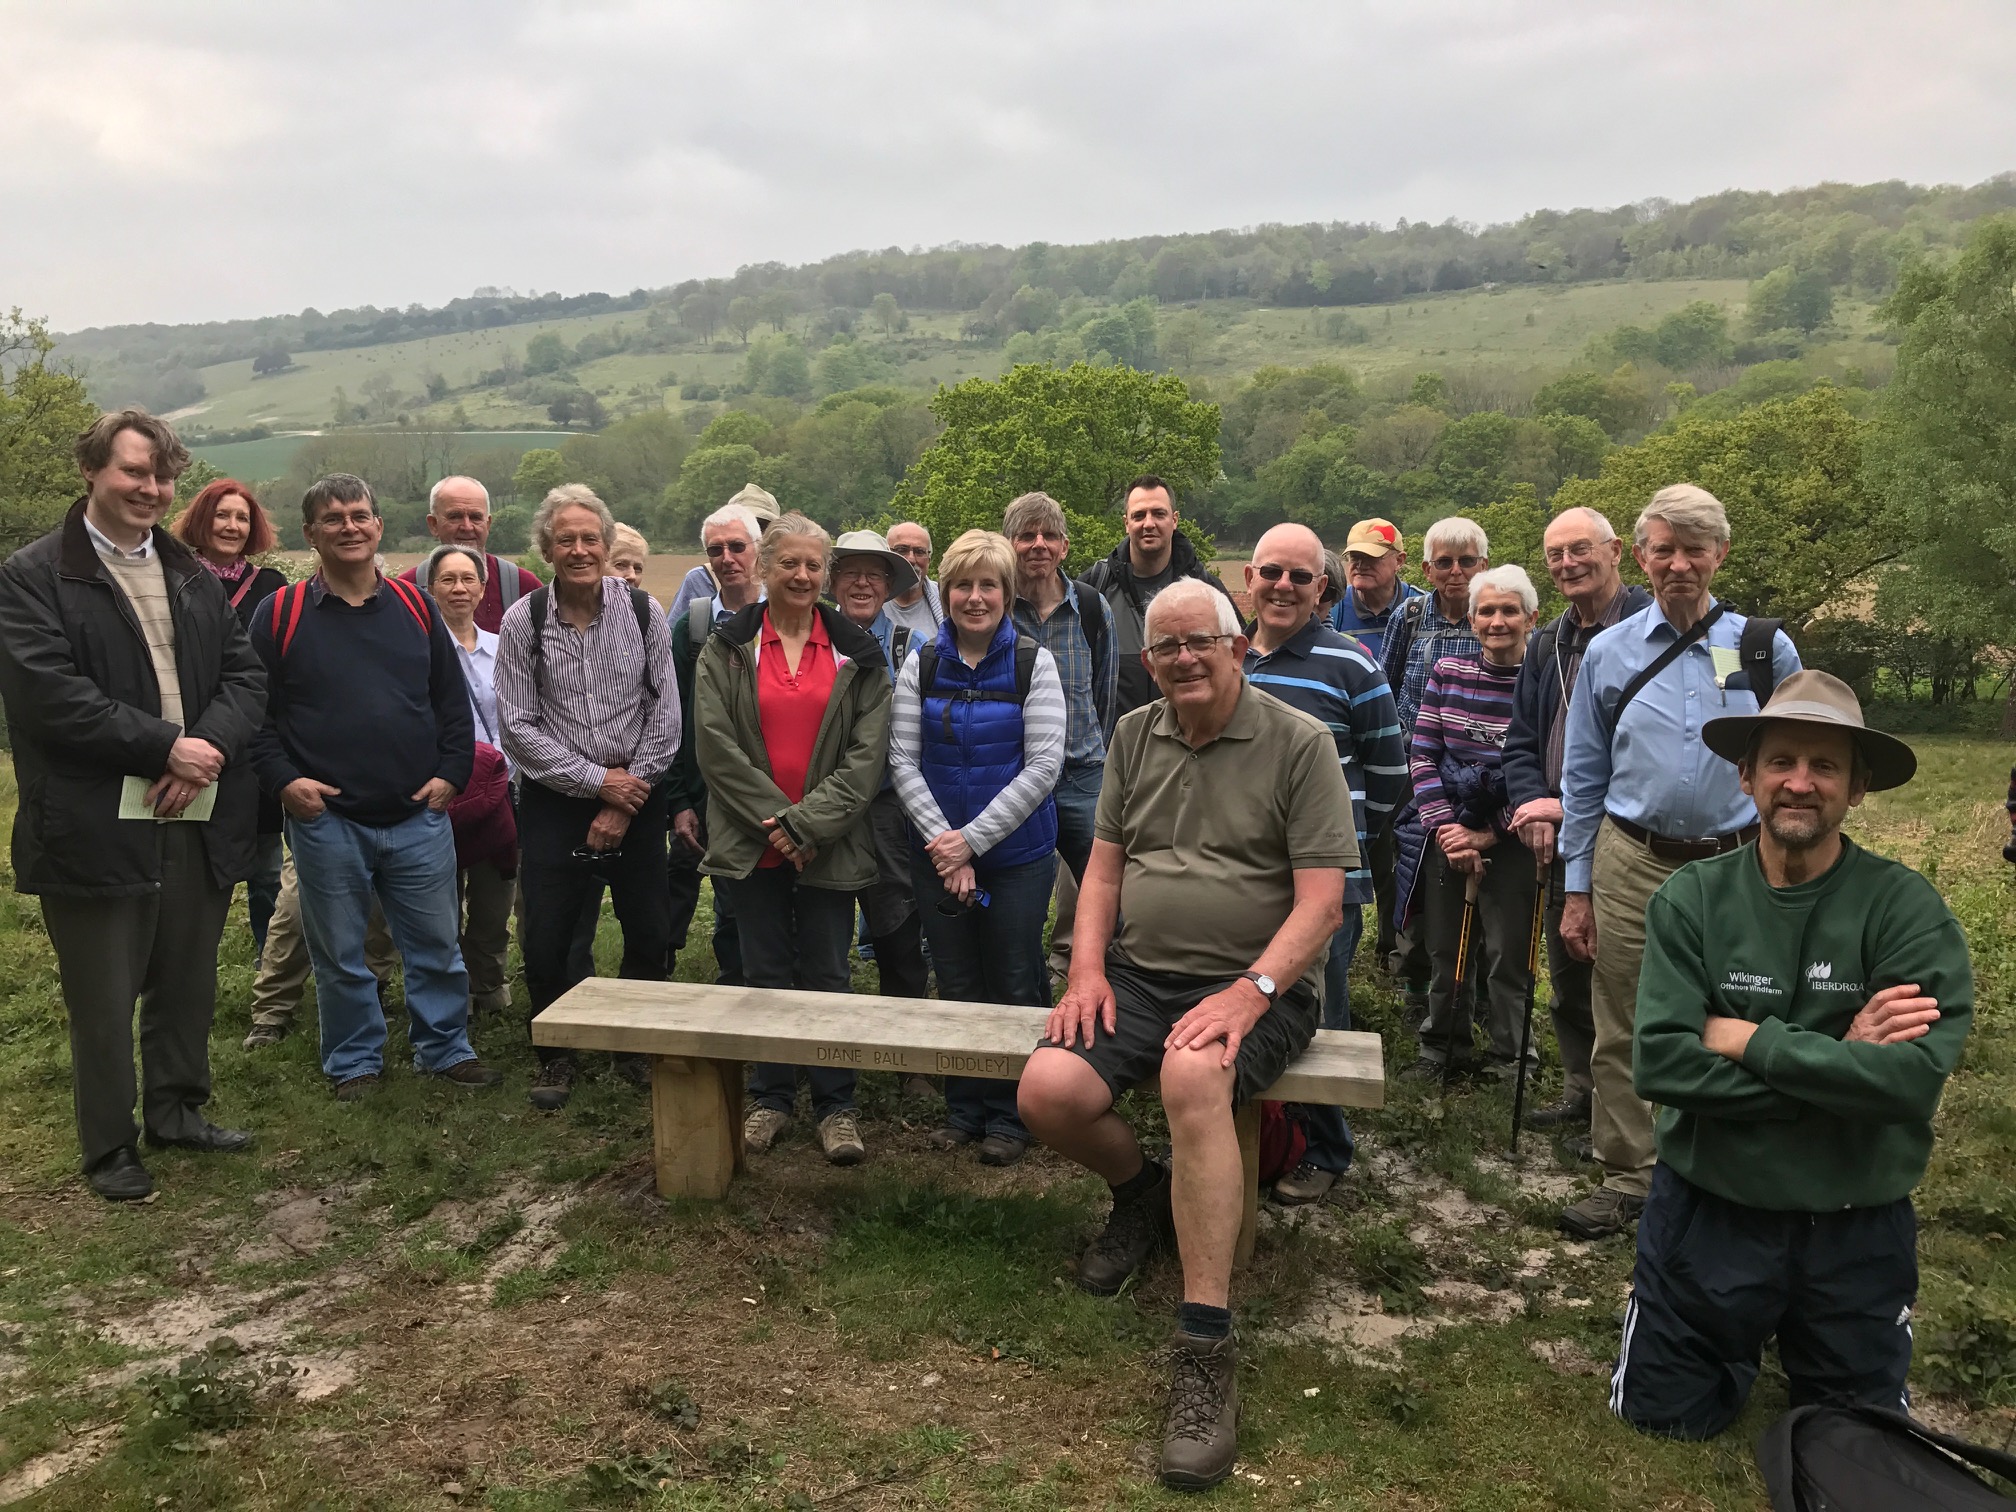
[889, 625, 912, 673]
[384, 575, 432, 635]
[628, 586, 661, 700]
[1603, 604, 1724, 735]
[688, 597, 713, 649]
[227, 571, 261, 610]
[1075, 576, 1108, 648]
[527, 586, 549, 678]
[495, 556, 522, 609]
[1013, 637, 1038, 700]
[1739, 616, 1783, 706]
[272, 581, 311, 658]
[916, 643, 939, 698]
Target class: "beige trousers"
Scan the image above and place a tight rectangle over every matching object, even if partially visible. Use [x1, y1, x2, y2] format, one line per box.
[248, 849, 397, 1031]
[457, 861, 515, 1018]
[1587, 818, 1684, 1198]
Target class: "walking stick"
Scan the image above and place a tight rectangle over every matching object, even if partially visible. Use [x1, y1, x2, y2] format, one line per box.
[1443, 864, 1485, 1092]
[1509, 859, 1551, 1155]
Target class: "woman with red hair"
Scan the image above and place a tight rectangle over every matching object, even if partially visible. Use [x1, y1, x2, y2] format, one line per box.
[173, 479, 290, 956]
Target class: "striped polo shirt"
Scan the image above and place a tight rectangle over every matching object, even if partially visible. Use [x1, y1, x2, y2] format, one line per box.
[1244, 618, 1406, 904]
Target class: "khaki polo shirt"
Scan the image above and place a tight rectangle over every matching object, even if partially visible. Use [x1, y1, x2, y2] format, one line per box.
[1095, 682, 1357, 996]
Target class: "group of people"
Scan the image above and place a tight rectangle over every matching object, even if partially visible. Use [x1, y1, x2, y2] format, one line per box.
[0, 404, 1977, 1492]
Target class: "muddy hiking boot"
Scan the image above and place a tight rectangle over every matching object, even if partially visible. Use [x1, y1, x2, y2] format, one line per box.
[1160, 1328, 1239, 1490]
[528, 1056, 577, 1112]
[1559, 1185, 1645, 1240]
[241, 1023, 286, 1051]
[743, 1106, 792, 1154]
[818, 1110, 866, 1166]
[1269, 1162, 1337, 1207]
[1078, 1160, 1173, 1295]
[1526, 1092, 1592, 1129]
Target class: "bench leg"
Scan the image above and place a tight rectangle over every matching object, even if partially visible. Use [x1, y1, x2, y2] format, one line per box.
[650, 1056, 743, 1199]
[1235, 1100, 1261, 1269]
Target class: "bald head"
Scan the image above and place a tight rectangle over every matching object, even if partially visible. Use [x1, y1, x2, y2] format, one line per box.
[1246, 522, 1330, 653]
[1252, 522, 1324, 572]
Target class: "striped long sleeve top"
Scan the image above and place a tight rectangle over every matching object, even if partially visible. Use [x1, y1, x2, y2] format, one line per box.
[1244, 620, 1405, 904]
[1409, 653, 1522, 832]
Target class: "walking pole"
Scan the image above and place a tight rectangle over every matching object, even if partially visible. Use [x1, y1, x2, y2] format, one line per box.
[1443, 864, 1485, 1093]
[1509, 859, 1551, 1155]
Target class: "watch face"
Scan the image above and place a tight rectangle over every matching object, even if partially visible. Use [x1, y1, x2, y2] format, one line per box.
[1251, 973, 1276, 997]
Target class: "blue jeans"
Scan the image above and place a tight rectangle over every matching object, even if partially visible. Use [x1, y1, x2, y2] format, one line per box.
[287, 806, 475, 1083]
[914, 852, 1052, 1141]
[1293, 905, 1362, 1174]
[1050, 760, 1104, 884]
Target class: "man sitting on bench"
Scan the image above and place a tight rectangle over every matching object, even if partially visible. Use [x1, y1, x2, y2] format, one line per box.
[1017, 579, 1353, 1491]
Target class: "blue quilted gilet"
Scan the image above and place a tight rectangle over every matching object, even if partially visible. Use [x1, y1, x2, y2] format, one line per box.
[916, 619, 1058, 870]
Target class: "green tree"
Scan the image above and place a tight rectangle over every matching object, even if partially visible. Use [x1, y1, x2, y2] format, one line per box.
[1159, 308, 1212, 371]
[743, 337, 812, 398]
[869, 292, 905, 335]
[696, 410, 774, 451]
[1552, 385, 1891, 631]
[1650, 301, 1734, 369]
[725, 296, 760, 347]
[557, 411, 689, 522]
[1868, 214, 2016, 725]
[680, 291, 724, 342]
[1249, 427, 1392, 538]
[891, 363, 1221, 571]
[0, 311, 98, 556]
[1531, 368, 1651, 440]
[512, 447, 569, 502]
[660, 442, 766, 544]
[1746, 265, 1835, 335]
[1409, 371, 1449, 410]
[524, 332, 572, 375]
[755, 287, 798, 334]
[1432, 410, 1519, 507]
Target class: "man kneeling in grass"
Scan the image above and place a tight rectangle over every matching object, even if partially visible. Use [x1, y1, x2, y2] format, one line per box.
[1614, 670, 1972, 1438]
[1017, 579, 1353, 1490]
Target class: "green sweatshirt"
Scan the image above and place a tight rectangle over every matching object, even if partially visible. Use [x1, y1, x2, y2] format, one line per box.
[1634, 836, 1972, 1212]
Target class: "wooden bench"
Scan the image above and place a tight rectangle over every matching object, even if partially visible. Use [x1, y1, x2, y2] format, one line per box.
[531, 981, 1385, 1264]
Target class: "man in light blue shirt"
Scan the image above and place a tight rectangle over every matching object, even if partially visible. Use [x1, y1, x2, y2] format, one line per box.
[1555, 484, 1800, 1240]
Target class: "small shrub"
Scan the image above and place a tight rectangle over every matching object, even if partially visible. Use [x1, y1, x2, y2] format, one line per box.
[1921, 1288, 2016, 1406]
[1348, 1220, 1432, 1311]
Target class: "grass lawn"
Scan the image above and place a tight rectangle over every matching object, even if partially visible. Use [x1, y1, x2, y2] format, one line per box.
[0, 737, 2010, 1508]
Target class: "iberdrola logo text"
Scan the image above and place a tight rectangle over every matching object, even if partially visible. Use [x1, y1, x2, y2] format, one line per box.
[1803, 961, 1863, 993]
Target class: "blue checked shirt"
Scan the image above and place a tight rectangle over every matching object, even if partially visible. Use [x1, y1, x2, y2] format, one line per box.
[1560, 600, 1801, 892]
[1381, 592, 1480, 737]
[1013, 574, 1115, 767]
[1246, 619, 1406, 904]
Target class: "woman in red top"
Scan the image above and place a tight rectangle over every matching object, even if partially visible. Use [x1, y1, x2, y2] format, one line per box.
[694, 514, 891, 1166]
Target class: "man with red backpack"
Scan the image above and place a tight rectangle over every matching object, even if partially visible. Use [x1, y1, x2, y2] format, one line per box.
[250, 474, 502, 1101]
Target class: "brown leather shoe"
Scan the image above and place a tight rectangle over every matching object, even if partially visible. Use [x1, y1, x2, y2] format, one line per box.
[435, 1058, 504, 1089]
[1269, 1161, 1337, 1206]
[334, 1074, 381, 1103]
[1160, 1328, 1239, 1490]
[1078, 1162, 1171, 1295]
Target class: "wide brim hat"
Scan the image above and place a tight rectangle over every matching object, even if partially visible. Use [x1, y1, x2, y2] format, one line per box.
[829, 529, 918, 596]
[1702, 669, 1916, 791]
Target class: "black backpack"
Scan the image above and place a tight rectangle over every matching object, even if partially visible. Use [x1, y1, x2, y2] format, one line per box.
[526, 584, 661, 700]
[915, 639, 1039, 737]
[1757, 1405, 2016, 1511]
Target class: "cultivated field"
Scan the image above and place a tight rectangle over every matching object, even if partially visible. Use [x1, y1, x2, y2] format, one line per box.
[0, 736, 2008, 1509]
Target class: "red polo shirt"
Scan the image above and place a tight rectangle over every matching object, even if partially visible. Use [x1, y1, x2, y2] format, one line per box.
[756, 610, 838, 868]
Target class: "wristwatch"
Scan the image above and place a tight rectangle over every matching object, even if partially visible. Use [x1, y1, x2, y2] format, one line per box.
[1239, 970, 1279, 1004]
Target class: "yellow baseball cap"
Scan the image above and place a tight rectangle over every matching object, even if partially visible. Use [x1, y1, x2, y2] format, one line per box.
[1345, 518, 1402, 558]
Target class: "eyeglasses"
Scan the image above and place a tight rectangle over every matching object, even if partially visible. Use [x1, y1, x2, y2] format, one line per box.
[935, 888, 992, 917]
[832, 564, 888, 583]
[1544, 540, 1600, 565]
[706, 540, 751, 558]
[1429, 555, 1483, 571]
[1253, 564, 1316, 586]
[891, 544, 930, 559]
[1145, 633, 1237, 663]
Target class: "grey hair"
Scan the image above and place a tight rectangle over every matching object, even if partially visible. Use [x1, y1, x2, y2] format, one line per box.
[532, 483, 615, 558]
[1551, 504, 1617, 544]
[1002, 491, 1067, 541]
[1468, 564, 1539, 616]
[756, 511, 832, 579]
[889, 520, 932, 551]
[1145, 578, 1240, 639]
[1423, 515, 1489, 561]
[1318, 549, 1345, 609]
[1635, 483, 1730, 548]
[427, 474, 490, 513]
[420, 542, 487, 590]
[700, 502, 762, 547]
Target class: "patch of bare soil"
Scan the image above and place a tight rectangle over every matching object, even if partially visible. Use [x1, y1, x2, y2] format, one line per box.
[0, 1424, 119, 1505]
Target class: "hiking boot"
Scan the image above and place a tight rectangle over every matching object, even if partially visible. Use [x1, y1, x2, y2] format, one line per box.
[1078, 1161, 1172, 1295]
[819, 1111, 866, 1166]
[241, 1023, 286, 1051]
[1526, 1092, 1591, 1129]
[977, 1133, 1030, 1167]
[744, 1106, 792, 1154]
[435, 1058, 504, 1089]
[1160, 1328, 1239, 1490]
[1398, 1056, 1473, 1084]
[926, 1124, 977, 1151]
[334, 1073, 381, 1103]
[1269, 1161, 1337, 1207]
[1559, 1185, 1645, 1240]
[528, 1057, 577, 1112]
[614, 1053, 652, 1089]
[86, 1147, 154, 1202]
[1558, 1131, 1596, 1165]
[901, 1074, 940, 1103]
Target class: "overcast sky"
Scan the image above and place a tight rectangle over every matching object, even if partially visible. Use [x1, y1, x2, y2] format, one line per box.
[8, 0, 2013, 332]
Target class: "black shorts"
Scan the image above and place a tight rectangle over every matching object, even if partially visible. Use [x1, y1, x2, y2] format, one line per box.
[1049, 954, 1320, 1110]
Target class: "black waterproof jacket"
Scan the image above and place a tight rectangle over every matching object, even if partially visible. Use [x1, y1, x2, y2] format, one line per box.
[0, 499, 267, 896]
[1079, 531, 1235, 716]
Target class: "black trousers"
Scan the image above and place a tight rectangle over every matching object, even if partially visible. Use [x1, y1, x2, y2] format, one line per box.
[1612, 1163, 1916, 1441]
[517, 779, 672, 1063]
[728, 865, 857, 1120]
[41, 825, 232, 1169]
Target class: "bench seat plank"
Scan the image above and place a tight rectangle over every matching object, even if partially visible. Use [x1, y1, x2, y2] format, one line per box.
[532, 980, 1384, 1108]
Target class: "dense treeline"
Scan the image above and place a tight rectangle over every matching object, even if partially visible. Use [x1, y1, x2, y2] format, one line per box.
[52, 175, 2015, 415]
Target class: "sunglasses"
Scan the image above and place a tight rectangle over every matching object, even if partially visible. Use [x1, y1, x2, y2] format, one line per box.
[1430, 555, 1483, 571]
[935, 888, 991, 917]
[1253, 564, 1316, 586]
[570, 845, 625, 869]
[706, 540, 751, 558]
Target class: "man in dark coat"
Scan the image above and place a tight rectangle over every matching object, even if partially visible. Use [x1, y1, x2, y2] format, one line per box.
[0, 409, 267, 1200]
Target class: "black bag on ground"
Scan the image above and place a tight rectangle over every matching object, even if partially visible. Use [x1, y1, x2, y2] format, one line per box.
[1757, 1405, 2016, 1510]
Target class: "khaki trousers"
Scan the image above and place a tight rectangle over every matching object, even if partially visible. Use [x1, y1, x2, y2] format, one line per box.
[457, 861, 515, 1018]
[248, 849, 396, 1031]
[1587, 819, 1683, 1198]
